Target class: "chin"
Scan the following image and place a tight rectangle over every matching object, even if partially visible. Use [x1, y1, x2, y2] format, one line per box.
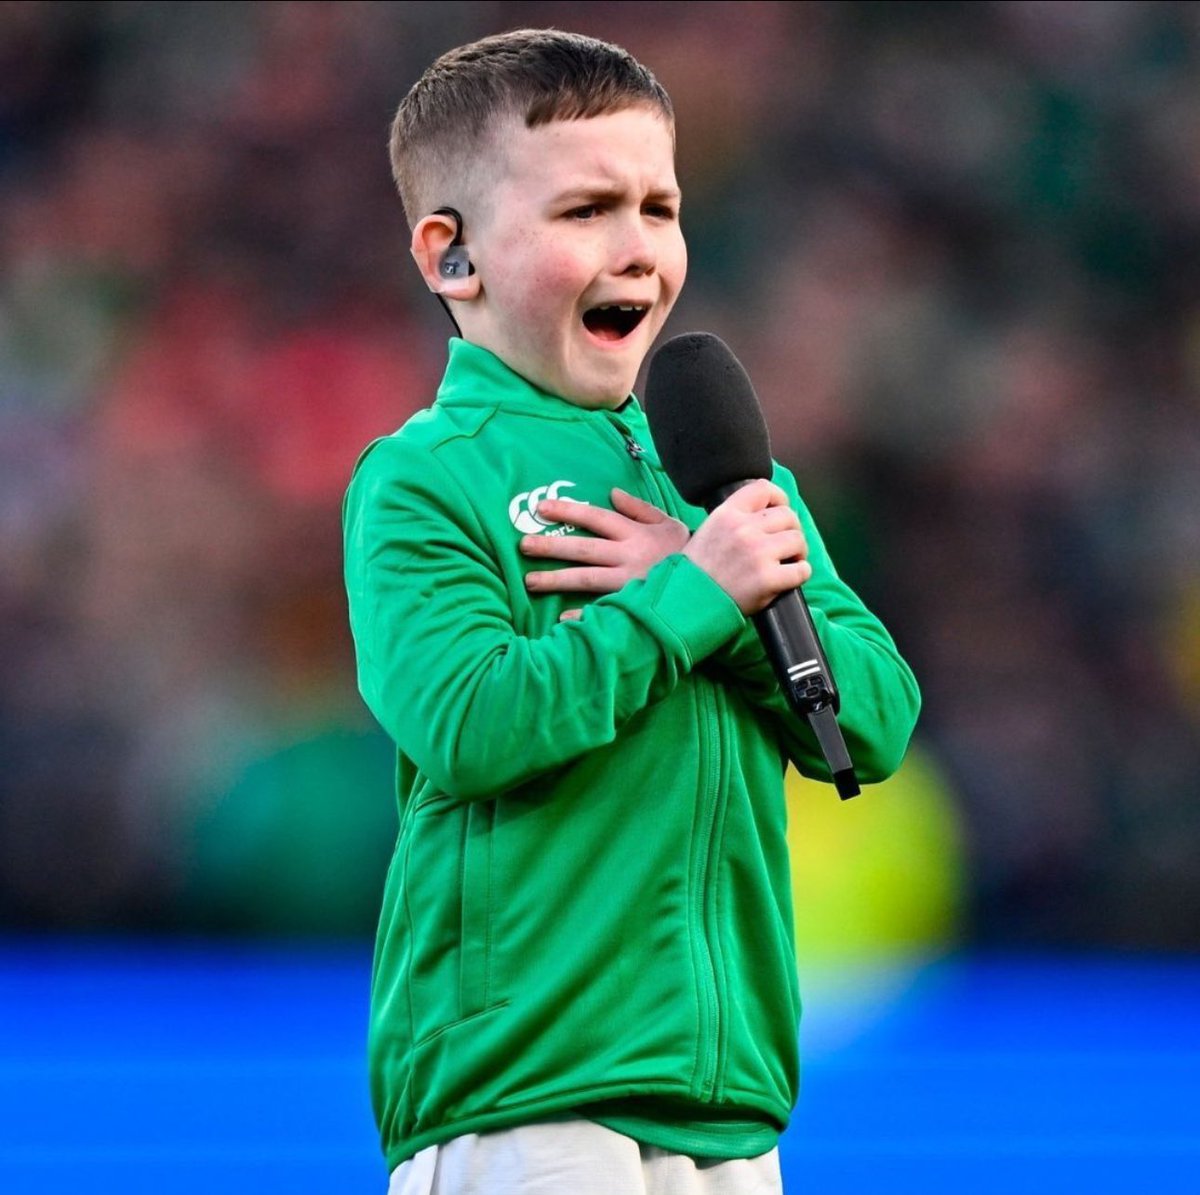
[582, 375, 638, 408]
[555, 360, 635, 408]
[563, 386, 628, 410]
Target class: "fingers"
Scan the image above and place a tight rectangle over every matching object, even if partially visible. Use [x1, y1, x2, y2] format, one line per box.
[681, 483, 813, 614]
[534, 492, 670, 535]
[533, 498, 625, 538]
[786, 558, 814, 586]
[757, 506, 805, 539]
[609, 488, 666, 523]
[525, 566, 615, 593]
[521, 533, 619, 565]
[715, 488, 807, 559]
[523, 490, 688, 599]
[768, 528, 809, 563]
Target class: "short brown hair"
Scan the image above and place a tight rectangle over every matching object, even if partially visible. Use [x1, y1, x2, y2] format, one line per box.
[390, 28, 673, 227]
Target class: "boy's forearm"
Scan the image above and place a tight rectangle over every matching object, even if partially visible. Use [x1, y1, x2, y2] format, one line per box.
[359, 559, 742, 799]
[345, 440, 744, 799]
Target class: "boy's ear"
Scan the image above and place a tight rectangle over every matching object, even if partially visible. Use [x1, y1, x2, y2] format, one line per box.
[411, 212, 480, 301]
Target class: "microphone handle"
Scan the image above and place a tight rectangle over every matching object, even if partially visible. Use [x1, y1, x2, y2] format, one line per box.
[753, 590, 839, 716]
[708, 481, 860, 799]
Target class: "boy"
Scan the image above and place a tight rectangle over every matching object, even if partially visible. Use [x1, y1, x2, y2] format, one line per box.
[343, 28, 920, 1194]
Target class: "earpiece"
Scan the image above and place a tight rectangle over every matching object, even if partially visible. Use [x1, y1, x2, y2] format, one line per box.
[424, 206, 475, 335]
[433, 206, 475, 280]
[439, 245, 472, 278]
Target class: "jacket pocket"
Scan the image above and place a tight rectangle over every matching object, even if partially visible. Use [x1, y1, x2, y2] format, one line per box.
[459, 800, 493, 1013]
[405, 795, 495, 1043]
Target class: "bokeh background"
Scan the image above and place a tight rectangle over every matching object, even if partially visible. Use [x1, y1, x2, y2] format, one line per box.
[2, 0, 1199, 1188]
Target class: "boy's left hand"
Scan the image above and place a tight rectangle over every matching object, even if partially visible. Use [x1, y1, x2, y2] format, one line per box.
[522, 488, 689, 619]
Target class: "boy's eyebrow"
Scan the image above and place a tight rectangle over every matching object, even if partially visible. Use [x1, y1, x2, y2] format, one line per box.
[550, 182, 682, 206]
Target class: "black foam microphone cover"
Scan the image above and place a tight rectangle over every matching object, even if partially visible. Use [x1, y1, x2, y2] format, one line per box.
[643, 330, 861, 799]
[644, 332, 773, 505]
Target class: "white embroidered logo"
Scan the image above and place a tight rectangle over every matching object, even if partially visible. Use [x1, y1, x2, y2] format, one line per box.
[509, 480, 586, 535]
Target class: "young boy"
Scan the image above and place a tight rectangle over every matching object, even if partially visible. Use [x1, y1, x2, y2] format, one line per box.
[343, 28, 920, 1194]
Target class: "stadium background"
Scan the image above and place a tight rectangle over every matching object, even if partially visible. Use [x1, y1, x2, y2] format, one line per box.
[1, 2, 1198, 1190]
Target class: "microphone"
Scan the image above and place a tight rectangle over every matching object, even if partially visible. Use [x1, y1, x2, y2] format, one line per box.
[645, 332, 860, 799]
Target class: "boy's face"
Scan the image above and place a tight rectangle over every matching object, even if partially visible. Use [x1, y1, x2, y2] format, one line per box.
[463, 106, 686, 408]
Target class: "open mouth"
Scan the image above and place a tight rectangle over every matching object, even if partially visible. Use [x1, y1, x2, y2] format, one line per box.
[582, 304, 649, 342]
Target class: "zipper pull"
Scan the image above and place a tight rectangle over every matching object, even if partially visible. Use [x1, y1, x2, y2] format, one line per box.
[608, 411, 646, 460]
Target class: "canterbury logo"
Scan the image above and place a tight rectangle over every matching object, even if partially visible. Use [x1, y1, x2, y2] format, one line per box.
[509, 480, 586, 535]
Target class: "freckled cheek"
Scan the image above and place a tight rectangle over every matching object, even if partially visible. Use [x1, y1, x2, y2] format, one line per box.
[507, 294, 566, 358]
[512, 252, 590, 329]
[662, 234, 688, 299]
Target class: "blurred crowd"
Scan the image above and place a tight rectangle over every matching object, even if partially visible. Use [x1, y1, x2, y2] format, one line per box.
[1, 1, 1197, 948]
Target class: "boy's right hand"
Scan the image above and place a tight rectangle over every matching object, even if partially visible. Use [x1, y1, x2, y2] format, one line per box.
[683, 480, 812, 614]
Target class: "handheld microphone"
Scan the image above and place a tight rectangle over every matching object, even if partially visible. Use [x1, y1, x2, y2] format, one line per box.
[645, 332, 860, 799]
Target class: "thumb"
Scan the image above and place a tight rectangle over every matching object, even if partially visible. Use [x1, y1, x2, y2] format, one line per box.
[722, 479, 788, 513]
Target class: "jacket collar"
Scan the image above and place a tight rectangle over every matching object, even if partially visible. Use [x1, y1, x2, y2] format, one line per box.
[435, 338, 645, 425]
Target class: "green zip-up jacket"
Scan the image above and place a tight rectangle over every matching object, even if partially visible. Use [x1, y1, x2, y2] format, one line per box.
[343, 339, 920, 1170]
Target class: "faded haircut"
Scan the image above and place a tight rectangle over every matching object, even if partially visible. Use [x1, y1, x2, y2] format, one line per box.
[390, 28, 673, 228]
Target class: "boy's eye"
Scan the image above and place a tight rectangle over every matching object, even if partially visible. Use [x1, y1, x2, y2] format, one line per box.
[644, 203, 677, 220]
[567, 205, 599, 221]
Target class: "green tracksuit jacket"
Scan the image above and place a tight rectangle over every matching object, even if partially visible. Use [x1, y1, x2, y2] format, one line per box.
[342, 338, 920, 1170]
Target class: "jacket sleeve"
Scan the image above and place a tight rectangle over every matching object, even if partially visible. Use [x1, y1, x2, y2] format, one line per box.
[703, 463, 921, 785]
[343, 436, 745, 800]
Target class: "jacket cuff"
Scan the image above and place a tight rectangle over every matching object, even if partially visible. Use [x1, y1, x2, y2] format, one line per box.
[642, 554, 745, 665]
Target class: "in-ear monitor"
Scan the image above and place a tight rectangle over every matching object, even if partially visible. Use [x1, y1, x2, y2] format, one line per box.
[433, 206, 475, 280]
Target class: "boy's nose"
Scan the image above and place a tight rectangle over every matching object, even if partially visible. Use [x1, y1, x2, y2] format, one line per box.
[612, 219, 657, 276]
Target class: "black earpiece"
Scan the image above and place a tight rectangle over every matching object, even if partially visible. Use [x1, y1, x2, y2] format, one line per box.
[433, 206, 475, 279]
[439, 245, 472, 278]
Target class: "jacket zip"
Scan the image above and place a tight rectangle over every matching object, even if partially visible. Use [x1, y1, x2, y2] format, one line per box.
[605, 411, 723, 1098]
[692, 680, 722, 1098]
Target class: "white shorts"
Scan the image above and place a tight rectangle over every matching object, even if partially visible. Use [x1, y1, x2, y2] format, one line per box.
[387, 1120, 783, 1195]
